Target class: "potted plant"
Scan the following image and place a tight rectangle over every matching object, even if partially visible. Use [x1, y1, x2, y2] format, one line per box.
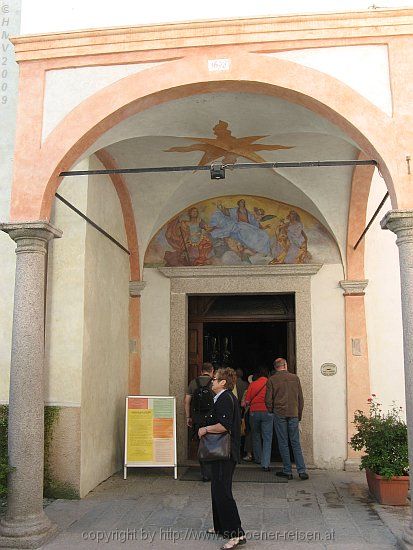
[350, 395, 409, 505]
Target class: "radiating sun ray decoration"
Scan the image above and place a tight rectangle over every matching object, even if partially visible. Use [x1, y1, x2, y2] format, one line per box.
[164, 120, 294, 166]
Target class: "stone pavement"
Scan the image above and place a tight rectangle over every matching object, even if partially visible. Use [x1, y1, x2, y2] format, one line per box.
[38, 469, 410, 549]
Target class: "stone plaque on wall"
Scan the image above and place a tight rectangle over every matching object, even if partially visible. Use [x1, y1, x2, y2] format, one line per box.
[321, 363, 337, 376]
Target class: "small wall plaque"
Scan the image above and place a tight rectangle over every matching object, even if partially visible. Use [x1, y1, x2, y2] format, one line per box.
[321, 363, 337, 376]
[351, 338, 362, 356]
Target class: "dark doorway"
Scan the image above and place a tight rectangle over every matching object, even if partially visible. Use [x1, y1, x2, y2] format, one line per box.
[203, 322, 288, 378]
[187, 294, 296, 462]
[188, 294, 296, 381]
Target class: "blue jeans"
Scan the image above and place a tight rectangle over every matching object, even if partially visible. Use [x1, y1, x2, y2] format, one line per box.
[250, 411, 274, 468]
[273, 414, 306, 474]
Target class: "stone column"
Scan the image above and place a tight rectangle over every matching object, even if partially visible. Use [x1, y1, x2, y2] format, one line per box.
[381, 210, 413, 549]
[339, 279, 371, 472]
[0, 221, 62, 549]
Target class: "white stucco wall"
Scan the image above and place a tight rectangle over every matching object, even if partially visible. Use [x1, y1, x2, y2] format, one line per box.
[0, 234, 14, 403]
[311, 263, 347, 468]
[0, 0, 21, 404]
[80, 156, 130, 497]
[45, 167, 89, 405]
[140, 268, 171, 396]
[42, 62, 164, 141]
[364, 173, 405, 413]
[268, 45, 392, 116]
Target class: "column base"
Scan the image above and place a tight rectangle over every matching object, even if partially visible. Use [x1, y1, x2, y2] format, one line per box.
[344, 458, 361, 472]
[0, 512, 58, 548]
[398, 525, 413, 549]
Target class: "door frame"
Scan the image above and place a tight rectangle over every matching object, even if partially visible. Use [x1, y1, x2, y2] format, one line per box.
[161, 264, 321, 465]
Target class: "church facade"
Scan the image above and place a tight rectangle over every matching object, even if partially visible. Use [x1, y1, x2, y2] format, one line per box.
[1, 7, 413, 548]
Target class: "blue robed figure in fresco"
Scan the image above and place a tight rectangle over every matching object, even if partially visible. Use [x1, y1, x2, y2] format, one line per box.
[209, 199, 271, 256]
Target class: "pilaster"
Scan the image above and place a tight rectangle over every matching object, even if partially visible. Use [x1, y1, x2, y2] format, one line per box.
[339, 279, 370, 471]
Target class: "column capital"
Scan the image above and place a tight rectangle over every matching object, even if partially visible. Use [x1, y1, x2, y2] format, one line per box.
[339, 279, 368, 296]
[381, 209, 413, 244]
[129, 280, 146, 297]
[0, 221, 62, 254]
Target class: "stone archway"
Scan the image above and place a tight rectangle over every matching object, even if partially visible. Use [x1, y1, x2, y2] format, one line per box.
[4, 25, 413, 549]
[8, 52, 402, 224]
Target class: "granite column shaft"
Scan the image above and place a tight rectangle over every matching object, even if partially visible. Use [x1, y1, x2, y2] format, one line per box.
[0, 222, 61, 548]
[381, 210, 413, 549]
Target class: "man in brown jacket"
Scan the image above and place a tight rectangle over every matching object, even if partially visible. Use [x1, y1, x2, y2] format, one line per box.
[265, 357, 309, 480]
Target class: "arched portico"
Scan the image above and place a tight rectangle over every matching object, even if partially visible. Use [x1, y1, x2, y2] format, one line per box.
[9, 52, 406, 223]
[3, 13, 413, 549]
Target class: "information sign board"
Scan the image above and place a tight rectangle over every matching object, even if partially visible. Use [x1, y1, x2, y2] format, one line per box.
[124, 396, 177, 479]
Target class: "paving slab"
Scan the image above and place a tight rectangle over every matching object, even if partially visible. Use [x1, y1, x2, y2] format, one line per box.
[28, 469, 411, 549]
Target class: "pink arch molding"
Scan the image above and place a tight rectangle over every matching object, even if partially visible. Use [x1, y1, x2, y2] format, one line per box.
[10, 52, 404, 222]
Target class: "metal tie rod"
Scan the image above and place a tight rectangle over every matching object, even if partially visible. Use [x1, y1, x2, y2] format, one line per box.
[59, 159, 377, 177]
[55, 192, 130, 255]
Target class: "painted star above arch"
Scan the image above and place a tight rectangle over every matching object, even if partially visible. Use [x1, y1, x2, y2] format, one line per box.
[164, 120, 294, 166]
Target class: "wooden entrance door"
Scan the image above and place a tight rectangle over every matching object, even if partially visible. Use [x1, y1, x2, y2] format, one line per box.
[188, 322, 203, 384]
[188, 323, 203, 461]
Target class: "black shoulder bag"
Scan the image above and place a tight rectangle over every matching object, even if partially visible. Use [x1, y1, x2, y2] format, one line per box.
[198, 392, 235, 462]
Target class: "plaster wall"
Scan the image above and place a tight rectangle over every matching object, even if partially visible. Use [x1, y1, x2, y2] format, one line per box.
[364, 173, 405, 412]
[0, 237, 14, 402]
[140, 268, 171, 396]
[45, 168, 89, 405]
[0, 0, 21, 403]
[80, 156, 130, 497]
[47, 407, 81, 493]
[268, 45, 392, 115]
[311, 264, 347, 468]
[42, 62, 164, 141]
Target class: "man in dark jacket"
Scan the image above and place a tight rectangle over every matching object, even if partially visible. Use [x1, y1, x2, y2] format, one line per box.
[185, 363, 214, 481]
[265, 357, 309, 480]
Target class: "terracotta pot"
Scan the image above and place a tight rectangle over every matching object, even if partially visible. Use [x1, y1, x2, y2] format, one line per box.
[365, 468, 409, 505]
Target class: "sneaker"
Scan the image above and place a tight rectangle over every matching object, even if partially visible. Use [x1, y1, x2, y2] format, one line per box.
[299, 472, 309, 480]
[262, 467, 271, 472]
[276, 471, 293, 480]
[242, 455, 253, 462]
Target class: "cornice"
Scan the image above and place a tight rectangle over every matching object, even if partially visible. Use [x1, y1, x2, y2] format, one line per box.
[339, 279, 369, 296]
[0, 221, 63, 254]
[158, 264, 322, 279]
[381, 209, 413, 245]
[129, 280, 146, 297]
[11, 9, 413, 62]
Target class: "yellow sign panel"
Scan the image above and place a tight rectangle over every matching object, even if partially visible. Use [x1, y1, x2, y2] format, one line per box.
[127, 409, 153, 462]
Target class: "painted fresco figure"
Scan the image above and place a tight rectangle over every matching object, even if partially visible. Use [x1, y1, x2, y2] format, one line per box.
[271, 210, 310, 264]
[210, 199, 271, 256]
[164, 207, 213, 266]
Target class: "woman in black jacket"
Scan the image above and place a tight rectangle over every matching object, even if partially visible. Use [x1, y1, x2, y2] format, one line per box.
[198, 367, 246, 549]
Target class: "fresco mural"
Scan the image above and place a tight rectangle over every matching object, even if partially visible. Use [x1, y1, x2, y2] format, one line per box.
[144, 195, 341, 267]
[164, 120, 294, 165]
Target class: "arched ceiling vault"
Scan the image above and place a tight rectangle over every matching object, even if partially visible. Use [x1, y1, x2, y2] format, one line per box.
[80, 91, 364, 269]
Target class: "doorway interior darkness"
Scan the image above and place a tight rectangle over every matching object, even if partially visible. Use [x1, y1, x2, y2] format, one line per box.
[188, 294, 296, 383]
[203, 322, 287, 378]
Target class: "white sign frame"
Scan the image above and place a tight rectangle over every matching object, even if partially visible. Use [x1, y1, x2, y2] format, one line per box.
[124, 395, 177, 479]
